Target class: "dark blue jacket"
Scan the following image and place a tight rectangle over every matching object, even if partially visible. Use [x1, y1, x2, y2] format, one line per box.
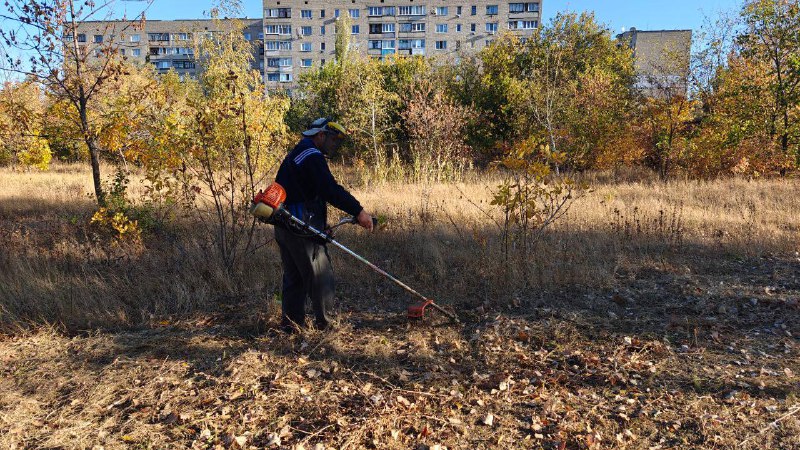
[275, 137, 362, 230]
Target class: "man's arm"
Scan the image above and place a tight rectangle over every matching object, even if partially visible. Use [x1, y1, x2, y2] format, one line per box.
[303, 154, 373, 230]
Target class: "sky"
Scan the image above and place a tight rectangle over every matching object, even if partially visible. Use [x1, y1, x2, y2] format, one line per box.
[0, 0, 745, 79]
[113, 0, 745, 34]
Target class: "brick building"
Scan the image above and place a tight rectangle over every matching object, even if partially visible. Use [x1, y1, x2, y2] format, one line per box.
[70, 2, 543, 88]
[71, 18, 265, 79]
[262, 1, 543, 86]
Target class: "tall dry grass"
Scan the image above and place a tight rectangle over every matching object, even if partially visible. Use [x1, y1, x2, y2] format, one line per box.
[1, 163, 798, 332]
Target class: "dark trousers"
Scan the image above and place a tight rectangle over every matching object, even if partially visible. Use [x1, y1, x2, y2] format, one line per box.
[274, 226, 335, 330]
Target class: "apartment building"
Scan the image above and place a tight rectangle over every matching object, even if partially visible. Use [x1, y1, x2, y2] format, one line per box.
[262, 1, 543, 86]
[70, 18, 265, 79]
[616, 28, 693, 98]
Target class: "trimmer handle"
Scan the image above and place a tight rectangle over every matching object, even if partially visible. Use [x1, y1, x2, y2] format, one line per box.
[330, 216, 379, 231]
[347, 216, 378, 228]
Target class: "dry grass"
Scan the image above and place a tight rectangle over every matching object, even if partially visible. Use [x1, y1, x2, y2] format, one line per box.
[1, 164, 799, 449]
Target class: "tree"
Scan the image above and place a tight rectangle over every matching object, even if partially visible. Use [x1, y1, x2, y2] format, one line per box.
[0, 0, 153, 204]
[465, 13, 635, 171]
[402, 79, 474, 182]
[130, 5, 290, 276]
[0, 80, 52, 169]
[738, 0, 800, 162]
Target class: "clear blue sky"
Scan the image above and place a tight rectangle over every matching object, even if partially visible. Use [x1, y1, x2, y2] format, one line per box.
[117, 0, 745, 33]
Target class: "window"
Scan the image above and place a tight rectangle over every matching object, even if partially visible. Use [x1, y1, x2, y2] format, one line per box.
[435, 40, 447, 50]
[486, 23, 499, 33]
[436, 24, 448, 33]
[244, 32, 252, 41]
[457, 6, 463, 15]
[148, 33, 169, 41]
[258, 32, 264, 40]
[471, 5, 477, 15]
[119, 49, 125, 56]
[352, 25, 360, 35]
[509, 3, 524, 13]
[383, 40, 395, 49]
[527, 3, 539, 12]
[471, 23, 476, 32]
[321, 9, 326, 18]
[398, 39, 425, 49]
[372, 23, 395, 34]
[265, 40, 292, 51]
[321, 42, 326, 50]
[369, 40, 382, 50]
[436, 7, 448, 16]
[301, 42, 312, 52]
[173, 61, 195, 69]
[301, 26, 312, 36]
[94, 35, 103, 43]
[385, 6, 396, 16]
[267, 73, 279, 82]
[400, 22, 426, 32]
[155, 61, 170, 69]
[507, 20, 537, 30]
[487, 5, 499, 15]
[130, 34, 140, 43]
[265, 25, 292, 35]
[175, 33, 190, 41]
[279, 73, 292, 83]
[398, 6, 425, 15]
[368, 7, 382, 16]
[301, 59, 312, 67]
[265, 8, 291, 18]
[321, 26, 326, 35]
[132, 48, 141, 57]
[301, 9, 312, 18]
[348, 8, 360, 18]
[334, 9, 340, 18]
[77, 33, 86, 43]
[267, 57, 292, 67]
[457, 24, 462, 32]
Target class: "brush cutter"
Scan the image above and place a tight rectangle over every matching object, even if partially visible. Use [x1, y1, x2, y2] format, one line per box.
[250, 182, 458, 323]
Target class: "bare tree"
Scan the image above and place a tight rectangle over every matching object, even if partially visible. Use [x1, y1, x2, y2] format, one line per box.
[0, 0, 153, 205]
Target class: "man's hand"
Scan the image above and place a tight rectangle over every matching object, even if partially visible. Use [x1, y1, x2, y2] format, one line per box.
[356, 209, 374, 232]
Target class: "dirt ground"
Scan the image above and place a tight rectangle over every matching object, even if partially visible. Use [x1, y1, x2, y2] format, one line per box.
[2, 249, 798, 449]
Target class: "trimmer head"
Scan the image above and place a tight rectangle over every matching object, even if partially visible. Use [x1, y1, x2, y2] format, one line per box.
[407, 299, 434, 319]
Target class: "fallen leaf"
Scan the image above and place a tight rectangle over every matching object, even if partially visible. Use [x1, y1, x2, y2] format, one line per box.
[265, 433, 281, 447]
[234, 435, 247, 447]
[482, 413, 494, 426]
[396, 395, 412, 407]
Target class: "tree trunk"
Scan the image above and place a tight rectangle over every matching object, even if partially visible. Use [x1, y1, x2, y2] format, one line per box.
[87, 138, 105, 206]
[79, 96, 105, 206]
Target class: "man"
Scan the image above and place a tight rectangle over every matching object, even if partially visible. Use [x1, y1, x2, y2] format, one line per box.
[273, 118, 374, 332]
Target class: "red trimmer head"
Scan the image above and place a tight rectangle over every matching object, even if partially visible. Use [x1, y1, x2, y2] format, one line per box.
[408, 300, 434, 319]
